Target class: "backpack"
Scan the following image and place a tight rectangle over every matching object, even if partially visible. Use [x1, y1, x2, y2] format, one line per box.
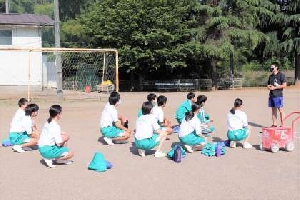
[173, 145, 182, 163]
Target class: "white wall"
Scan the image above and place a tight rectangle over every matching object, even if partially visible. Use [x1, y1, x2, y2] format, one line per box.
[0, 27, 42, 87]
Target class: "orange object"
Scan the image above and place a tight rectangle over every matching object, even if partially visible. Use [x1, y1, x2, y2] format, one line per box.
[260, 112, 300, 153]
[85, 85, 92, 93]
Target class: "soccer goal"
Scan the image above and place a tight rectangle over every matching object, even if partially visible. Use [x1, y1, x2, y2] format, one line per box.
[0, 47, 118, 99]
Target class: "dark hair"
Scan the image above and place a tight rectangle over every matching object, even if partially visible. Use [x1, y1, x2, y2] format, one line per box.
[196, 95, 207, 106]
[18, 98, 28, 107]
[185, 103, 200, 121]
[141, 101, 153, 115]
[271, 61, 280, 69]
[147, 93, 156, 102]
[157, 95, 167, 106]
[109, 91, 120, 105]
[187, 92, 195, 100]
[230, 98, 243, 114]
[25, 103, 39, 116]
[47, 105, 62, 123]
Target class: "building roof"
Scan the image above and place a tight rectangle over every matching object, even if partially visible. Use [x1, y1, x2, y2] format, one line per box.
[0, 13, 54, 26]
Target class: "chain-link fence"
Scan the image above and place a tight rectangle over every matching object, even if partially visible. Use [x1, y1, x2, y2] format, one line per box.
[0, 47, 118, 99]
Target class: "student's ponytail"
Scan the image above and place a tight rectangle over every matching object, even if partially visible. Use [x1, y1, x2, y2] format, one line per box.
[230, 107, 235, 114]
[47, 105, 62, 123]
[47, 117, 52, 123]
[185, 111, 194, 121]
[185, 103, 201, 121]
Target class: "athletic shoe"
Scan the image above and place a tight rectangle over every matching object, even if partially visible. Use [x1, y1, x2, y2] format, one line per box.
[243, 142, 253, 149]
[137, 149, 145, 157]
[154, 151, 166, 158]
[44, 158, 55, 168]
[184, 145, 194, 153]
[12, 145, 25, 153]
[114, 140, 129, 144]
[55, 160, 73, 165]
[103, 137, 114, 146]
[230, 141, 236, 148]
[192, 144, 204, 151]
[22, 147, 33, 151]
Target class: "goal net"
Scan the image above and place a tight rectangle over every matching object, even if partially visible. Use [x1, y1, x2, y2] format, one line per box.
[0, 47, 118, 99]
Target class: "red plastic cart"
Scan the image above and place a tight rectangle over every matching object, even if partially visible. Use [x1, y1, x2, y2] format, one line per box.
[260, 112, 300, 153]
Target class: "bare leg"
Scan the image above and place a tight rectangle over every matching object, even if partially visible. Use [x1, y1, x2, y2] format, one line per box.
[271, 107, 277, 126]
[156, 132, 167, 152]
[21, 138, 37, 148]
[57, 151, 74, 161]
[112, 130, 131, 142]
[244, 126, 252, 143]
[278, 107, 285, 126]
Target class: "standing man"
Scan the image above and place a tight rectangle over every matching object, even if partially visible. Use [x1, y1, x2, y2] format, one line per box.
[267, 62, 287, 127]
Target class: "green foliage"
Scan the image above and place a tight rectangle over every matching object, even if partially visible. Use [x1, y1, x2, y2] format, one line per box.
[77, 0, 198, 74]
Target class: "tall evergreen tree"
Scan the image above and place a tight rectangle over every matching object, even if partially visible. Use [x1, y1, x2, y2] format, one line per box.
[194, 0, 268, 87]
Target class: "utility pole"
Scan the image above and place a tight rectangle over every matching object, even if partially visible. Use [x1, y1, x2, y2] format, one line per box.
[5, 0, 9, 13]
[54, 0, 63, 99]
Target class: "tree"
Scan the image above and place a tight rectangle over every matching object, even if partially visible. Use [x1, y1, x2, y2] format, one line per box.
[194, 0, 269, 88]
[77, 0, 198, 87]
[265, 0, 300, 85]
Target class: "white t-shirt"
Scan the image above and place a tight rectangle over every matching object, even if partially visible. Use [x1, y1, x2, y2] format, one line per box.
[227, 110, 248, 131]
[100, 103, 119, 128]
[10, 115, 33, 134]
[152, 106, 164, 123]
[38, 121, 63, 146]
[135, 114, 160, 140]
[9, 109, 25, 132]
[179, 115, 202, 137]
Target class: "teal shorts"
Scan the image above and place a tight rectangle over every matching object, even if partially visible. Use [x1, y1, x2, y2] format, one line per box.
[39, 145, 69, 159]
[135, 134, 160, 150]
[9, 132, 30, 145]
[179, 131, 206, 146]
[100, 126, 124, 138]
[227, 128, 249, 141]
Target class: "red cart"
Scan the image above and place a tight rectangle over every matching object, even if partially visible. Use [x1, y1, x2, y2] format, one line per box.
[260, 112, 300, 153]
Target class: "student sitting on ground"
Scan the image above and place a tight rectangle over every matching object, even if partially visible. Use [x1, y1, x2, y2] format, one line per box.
[134, 101, 167, 158]
[152, 95, 173, 135]
[100, 91, 132, 145]
[38, 105, 74, 168]
[9, 103, 39, 153]
[227, 98, 252, 149]
[196, 95, 215, 135]
[178, 103, 207, 153]
[137, 93, 157, 118]
[175, 92, 196, 124]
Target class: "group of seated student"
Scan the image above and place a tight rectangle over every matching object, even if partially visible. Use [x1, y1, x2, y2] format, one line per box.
[100, 91, 252, 158]
[7, 98, 74, 168]
[7, 92, 252, 167]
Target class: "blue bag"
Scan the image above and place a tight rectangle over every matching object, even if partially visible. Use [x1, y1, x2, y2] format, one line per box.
[2, 139, 13, 147]
[167, 145, 186, 163]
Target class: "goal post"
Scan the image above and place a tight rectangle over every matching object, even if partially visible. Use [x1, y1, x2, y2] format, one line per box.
[0, 47, 119, 100]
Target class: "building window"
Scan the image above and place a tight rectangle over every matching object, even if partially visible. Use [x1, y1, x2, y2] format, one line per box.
[0, 30, 12, 45]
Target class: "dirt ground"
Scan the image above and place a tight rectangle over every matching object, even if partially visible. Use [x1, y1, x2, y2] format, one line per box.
[0, 88, 299, 200]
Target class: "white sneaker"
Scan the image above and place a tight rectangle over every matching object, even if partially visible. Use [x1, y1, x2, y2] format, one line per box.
[138, 149, 145, 157]
[103, 137, 114, 145]
[12, 145, 25, 153]
[243, 142, 253, 149]
[230, 141, 236, 148]
[44, 158, 55, 168]
[184, 145, 194, 153]
[55, 160, 73, 165]
[154, 151, 166, 158]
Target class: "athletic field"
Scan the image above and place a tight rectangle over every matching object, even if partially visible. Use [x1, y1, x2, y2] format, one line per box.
[0, 88, 299, 200]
